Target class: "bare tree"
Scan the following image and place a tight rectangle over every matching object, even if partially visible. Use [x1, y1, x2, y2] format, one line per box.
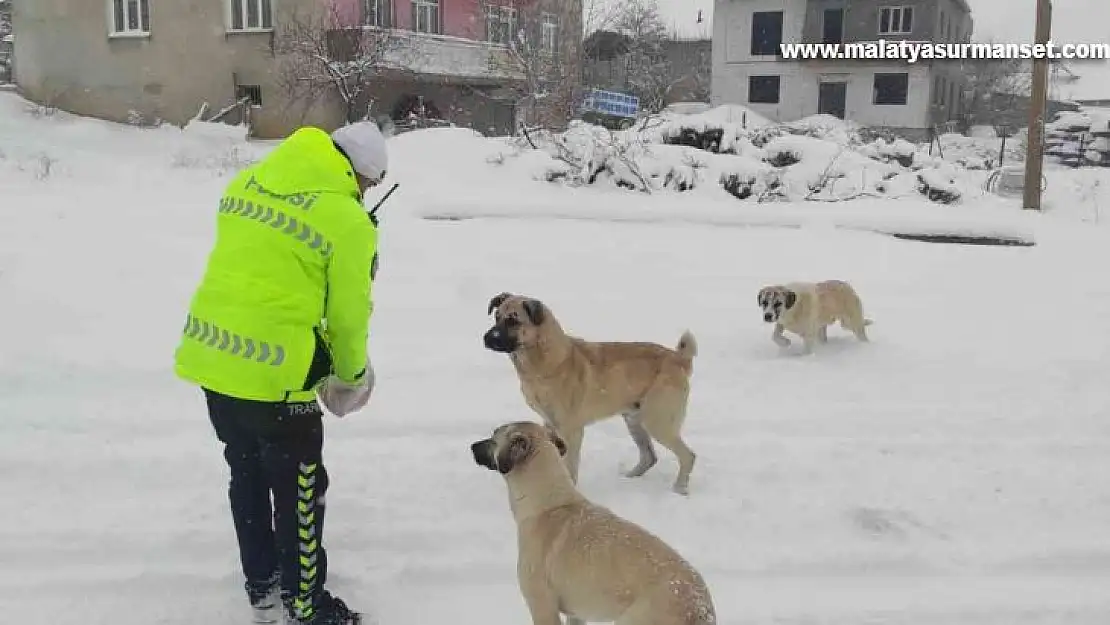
[958, 38, 1032, 131]
[610, 0, 673, 112]
[582, 1, 705, 112]
[0, 0, 11, 84]
[582, 0, 622, 35]
[663, 27, 711, 104]
[274, 1, 410, 124]
[484, 0, 583, 128]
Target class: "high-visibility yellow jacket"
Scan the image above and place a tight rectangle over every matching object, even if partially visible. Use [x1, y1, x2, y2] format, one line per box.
[174, 127, 377, 403]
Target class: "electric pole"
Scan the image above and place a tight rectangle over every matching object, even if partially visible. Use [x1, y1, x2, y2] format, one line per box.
[1023, 0, 1052, 210]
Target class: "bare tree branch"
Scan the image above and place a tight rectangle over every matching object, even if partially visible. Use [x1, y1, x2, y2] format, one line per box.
[273, 1, 413, 124]
[582, 0, 709, 113]
[483, 0, 582, 129]
[958, 37, 1032, 132]
[582, 0, 622, 36]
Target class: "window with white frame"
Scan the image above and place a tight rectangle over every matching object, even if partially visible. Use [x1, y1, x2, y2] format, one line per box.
[540, 13, 558, 55]
[364, 0, 391, 28]
[485, 4, 516, 45]
[878, 6, 913, 35]
[412, 0, 440, 34]
[109, 0, 150, 36]
[228, 0, 273, 32]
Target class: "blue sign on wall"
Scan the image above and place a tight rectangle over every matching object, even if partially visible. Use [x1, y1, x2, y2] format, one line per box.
[580, 88, 640, 118]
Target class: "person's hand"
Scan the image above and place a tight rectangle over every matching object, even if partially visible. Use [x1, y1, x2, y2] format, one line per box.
[317, 362, 374, 417]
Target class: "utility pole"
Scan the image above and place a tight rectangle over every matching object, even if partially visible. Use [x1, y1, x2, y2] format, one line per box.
[1023, 0, 1052, 210]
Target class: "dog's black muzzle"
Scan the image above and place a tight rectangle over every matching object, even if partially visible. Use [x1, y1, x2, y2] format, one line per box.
[483, 326, 517, 353]
[471, 439, 498, 471]
[763, 313, 774, 322]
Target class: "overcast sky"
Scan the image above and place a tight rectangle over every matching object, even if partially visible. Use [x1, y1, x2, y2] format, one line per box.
[629, 0, 1109, 98]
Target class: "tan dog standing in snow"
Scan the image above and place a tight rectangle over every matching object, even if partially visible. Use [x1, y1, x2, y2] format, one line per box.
[470, 420, 718, 625]
[483, 292, 700, 495]
[757, 280, 872, 354]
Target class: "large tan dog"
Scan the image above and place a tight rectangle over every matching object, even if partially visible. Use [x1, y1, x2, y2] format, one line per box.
[483, 292, 699, 495]
[470, 421, 717, 625]
[757, 280, 872, 354]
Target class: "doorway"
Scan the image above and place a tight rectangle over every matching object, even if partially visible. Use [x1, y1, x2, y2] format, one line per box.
[818, 81, 847, 119]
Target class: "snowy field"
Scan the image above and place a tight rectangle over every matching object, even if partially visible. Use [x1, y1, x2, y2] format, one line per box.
[3, 91, 1110, 625]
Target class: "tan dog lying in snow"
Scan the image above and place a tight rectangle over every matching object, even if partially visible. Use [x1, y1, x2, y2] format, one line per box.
[470, 420, 717, 625]
[757, 280, 872, 354]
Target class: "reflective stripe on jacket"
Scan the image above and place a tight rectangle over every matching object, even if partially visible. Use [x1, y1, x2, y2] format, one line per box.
[174, 127, 377, 402]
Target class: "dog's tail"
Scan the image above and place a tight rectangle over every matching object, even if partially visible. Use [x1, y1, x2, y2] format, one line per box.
[675, 330, 698, 360]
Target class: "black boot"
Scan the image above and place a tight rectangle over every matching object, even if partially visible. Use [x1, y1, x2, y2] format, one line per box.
[286, 591, 362, 625]
[246, 571, 282, 624]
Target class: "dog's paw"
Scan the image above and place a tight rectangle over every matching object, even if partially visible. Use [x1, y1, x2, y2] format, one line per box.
[621, 459, 657, 478]
[672, 482, 690, 496]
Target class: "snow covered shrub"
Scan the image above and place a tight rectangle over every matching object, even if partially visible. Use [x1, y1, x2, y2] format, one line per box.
[646, 105, 770, 155]
[493, 107, 985, 205]
[763, 146, 801, 168]
[169, 120, 258, 174]
[663, 127, 727, 154]
[858, 138, 916, 168]
[916, 165, 963, 204]
[750, 114, 862, 148]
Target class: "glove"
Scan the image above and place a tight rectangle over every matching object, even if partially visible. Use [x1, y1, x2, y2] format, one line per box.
[317, 362, 374, 417]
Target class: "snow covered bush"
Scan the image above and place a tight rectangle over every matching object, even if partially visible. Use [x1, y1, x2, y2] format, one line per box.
[489, 106, 984, 205]
[168, 120, 260, 174]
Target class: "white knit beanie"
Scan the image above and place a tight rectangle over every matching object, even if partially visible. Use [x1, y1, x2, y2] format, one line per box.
[331, 121, 389, 182]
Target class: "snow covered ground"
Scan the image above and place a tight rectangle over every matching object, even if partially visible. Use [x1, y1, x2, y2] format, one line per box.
[3, 91, 1110, 625]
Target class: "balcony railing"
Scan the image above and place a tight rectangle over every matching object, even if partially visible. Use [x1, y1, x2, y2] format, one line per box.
[326, 26, 526, 83]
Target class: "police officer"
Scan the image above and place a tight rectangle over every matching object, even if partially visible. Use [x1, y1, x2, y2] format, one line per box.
[175, 121, 389, 625]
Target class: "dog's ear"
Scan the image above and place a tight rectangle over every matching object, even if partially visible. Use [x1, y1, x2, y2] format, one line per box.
[496, 431, 533, 474]
[522, 298, 545, 325]
[488, 292, 512, 315]
[784, 290, 797, 309]
[757, 288, 768, 305]
[546, 427, 567, 457]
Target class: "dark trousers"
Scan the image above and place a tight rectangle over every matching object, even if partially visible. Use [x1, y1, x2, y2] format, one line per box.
[205, 389, 330, 620]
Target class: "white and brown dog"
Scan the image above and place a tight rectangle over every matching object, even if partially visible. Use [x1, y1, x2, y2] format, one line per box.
[757, 280, 872, 354]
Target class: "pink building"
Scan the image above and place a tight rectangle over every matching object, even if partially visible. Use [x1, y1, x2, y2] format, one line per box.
[13, 0, 584, 137]
[335, 0, 586, 133]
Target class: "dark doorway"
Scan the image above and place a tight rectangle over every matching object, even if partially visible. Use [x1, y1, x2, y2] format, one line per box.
[818, 82, 847, 119]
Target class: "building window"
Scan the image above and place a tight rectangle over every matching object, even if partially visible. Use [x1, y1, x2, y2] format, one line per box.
[873, 72, 909, 105]
[229, 0, 272, 31]
[822, 8, 844, 44]
[878, 7, 913, 35]
[948, 81, 955, 109]
[485, 3, 515, 45]
[939, 12, 946, 40]
[938, 76, 946, 104]
[236, 84, 263, 107]
[412, 0, 440, 34]
[110, 0, 150, 36]
[748, 75, 781, 104]
[540, 12, 558, 55]
[750, 11, 783, 56]
[364, 0, 391, 28]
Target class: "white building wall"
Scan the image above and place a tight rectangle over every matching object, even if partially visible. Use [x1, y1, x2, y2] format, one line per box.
[711, 0, 934, 130]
